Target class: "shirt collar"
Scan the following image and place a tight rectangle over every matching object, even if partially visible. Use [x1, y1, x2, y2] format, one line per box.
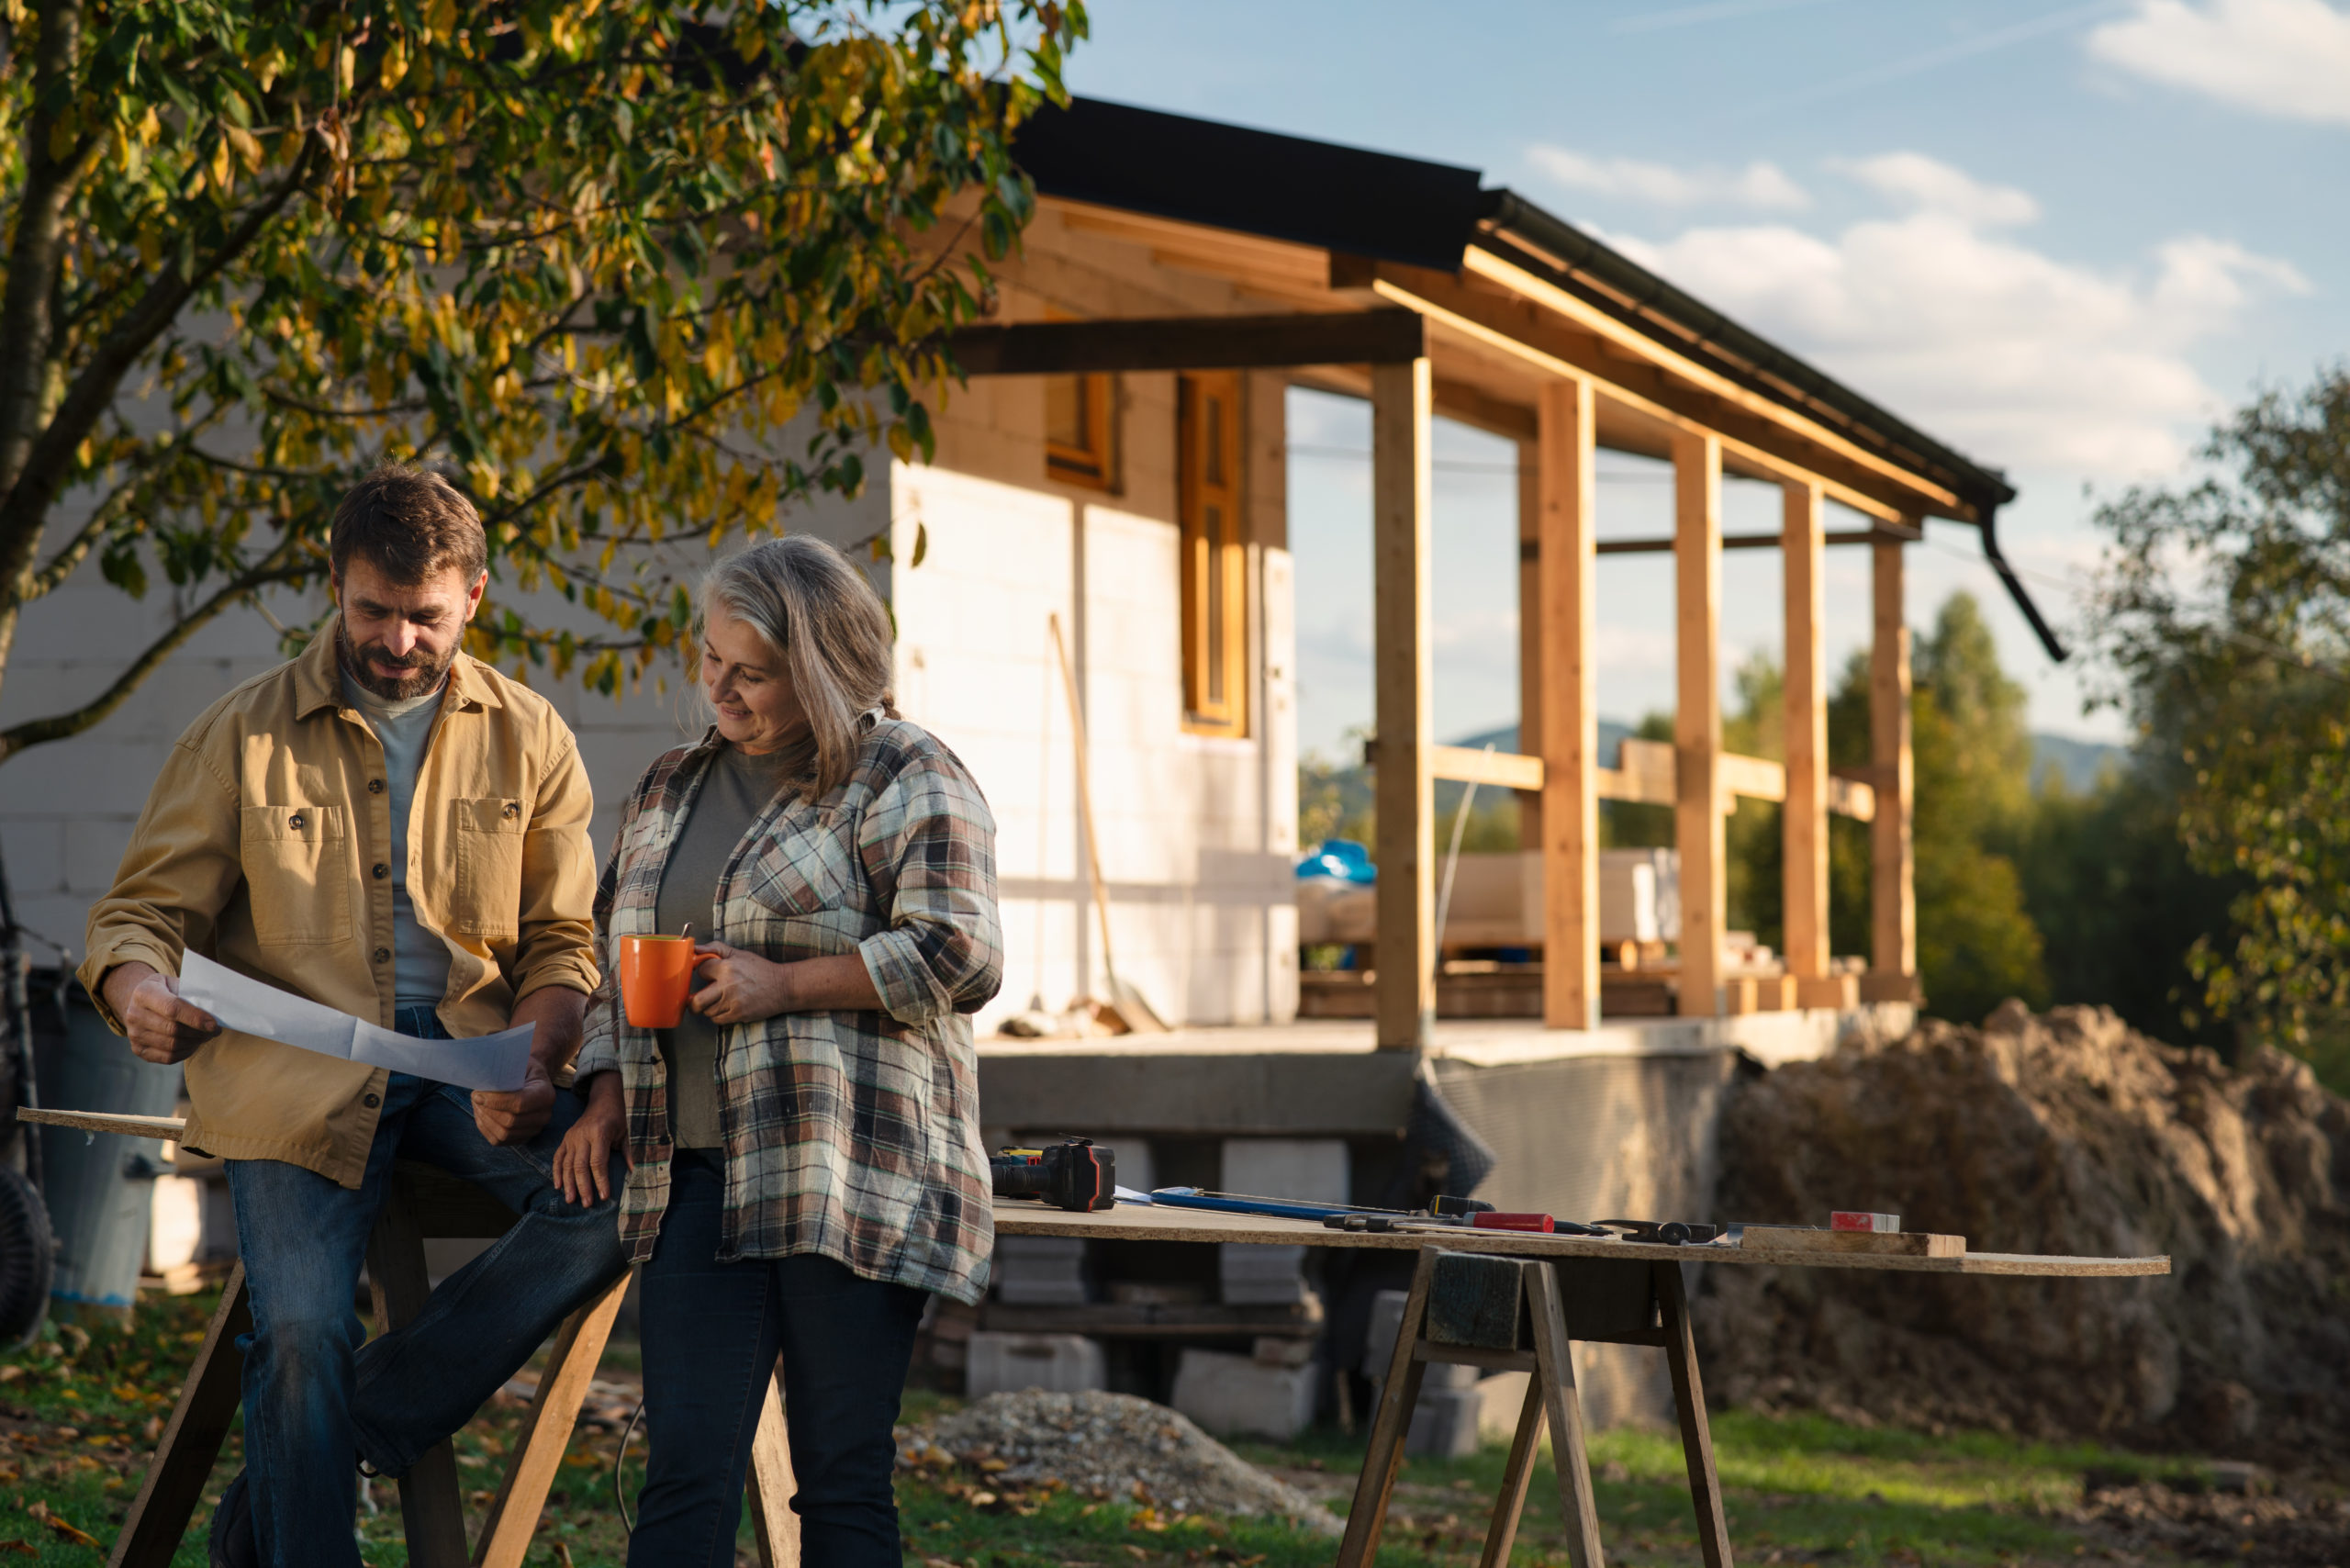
[293, 613, 504, 719]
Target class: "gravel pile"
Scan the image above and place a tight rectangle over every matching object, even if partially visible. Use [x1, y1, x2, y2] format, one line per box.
[901, 1390, 1340, 1534]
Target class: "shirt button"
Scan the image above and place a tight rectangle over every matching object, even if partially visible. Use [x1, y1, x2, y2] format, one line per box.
[364, 1093, 381, 1109]
[373, 863, 389, 879]
[374, 946, 390, 964]
[368, 778, 386, 795]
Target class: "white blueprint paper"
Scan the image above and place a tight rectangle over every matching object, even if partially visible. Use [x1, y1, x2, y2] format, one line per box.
[177, 952, 534, 1092]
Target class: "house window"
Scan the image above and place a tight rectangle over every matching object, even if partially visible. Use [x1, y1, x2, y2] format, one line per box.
[1045, 372, 1115, 488]
[1180, 371, 1248, 737]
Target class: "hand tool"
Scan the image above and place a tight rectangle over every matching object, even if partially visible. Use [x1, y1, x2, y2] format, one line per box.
[1594, 1218, 1725, 1246]
[991, 1137, 1115, 1212]
[1322, 1212, 1613, 1238]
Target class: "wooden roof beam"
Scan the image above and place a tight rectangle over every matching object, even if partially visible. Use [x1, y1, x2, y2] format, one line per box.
[1346, 261, 1960, 524]
[1454, 248, 1969, 518]
[949, 309, 1425, 375]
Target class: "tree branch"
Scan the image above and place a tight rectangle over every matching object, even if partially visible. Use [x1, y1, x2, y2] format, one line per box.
[0, 550, 317, 767]
[0, 136, 319, 556]
[0, 0, 90, 504]
[16, 415, 230, 605]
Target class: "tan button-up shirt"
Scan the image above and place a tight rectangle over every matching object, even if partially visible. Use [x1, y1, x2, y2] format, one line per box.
[79, 620, 599, 1187]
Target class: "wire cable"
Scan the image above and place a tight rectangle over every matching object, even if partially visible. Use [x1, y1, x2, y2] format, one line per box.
[614, 1398, 646, 1534]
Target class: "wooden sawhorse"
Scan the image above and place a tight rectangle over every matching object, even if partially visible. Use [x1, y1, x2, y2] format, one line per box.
[25, 1109, 803, 1567]
[11, 1111, 808, 1568]
[1339, 1246, 1731, 1568]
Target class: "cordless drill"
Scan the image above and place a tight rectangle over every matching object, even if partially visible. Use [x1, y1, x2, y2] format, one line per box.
[990, 1137, 1115, 1212]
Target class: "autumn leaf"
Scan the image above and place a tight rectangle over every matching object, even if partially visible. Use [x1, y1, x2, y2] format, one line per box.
[26, 1501, 98, 1549]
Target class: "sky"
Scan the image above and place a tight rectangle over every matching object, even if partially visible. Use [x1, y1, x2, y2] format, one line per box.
[1059, 0, 2350, 756]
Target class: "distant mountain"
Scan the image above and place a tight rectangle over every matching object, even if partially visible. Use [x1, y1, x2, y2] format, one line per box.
[1443, 722, 2127, 793]
[2030, 734, 2125, 793]
[1449, 721, 1638, 767]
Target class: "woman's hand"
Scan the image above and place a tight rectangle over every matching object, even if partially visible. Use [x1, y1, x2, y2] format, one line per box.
[688, 940, 795, 1025]
[554, 1071, 628, 1205]
[689, 944, 884, 1023]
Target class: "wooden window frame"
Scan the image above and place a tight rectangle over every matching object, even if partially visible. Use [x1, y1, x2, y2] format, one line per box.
[1045, 374, 1117, 490]
[1179, 372, 1248, 738]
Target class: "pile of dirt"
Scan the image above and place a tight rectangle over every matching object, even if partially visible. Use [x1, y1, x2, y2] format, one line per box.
[901, 1390, 1340, 1533]
[2074, 1474, 2350, 1566]
[1695, 1002, 2350, 1467]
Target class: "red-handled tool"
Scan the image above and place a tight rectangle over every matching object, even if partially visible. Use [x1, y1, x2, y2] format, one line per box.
[1472, 1212, 1556, 1233]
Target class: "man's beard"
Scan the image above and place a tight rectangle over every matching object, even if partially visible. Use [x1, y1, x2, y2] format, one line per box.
[339, 627, 456, 701]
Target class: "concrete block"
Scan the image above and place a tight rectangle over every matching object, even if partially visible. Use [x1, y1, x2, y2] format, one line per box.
[1170, 1347, 1316, 1441]
[1476, 1371, 1533, 1439]
[967, 1332, 1106, 1398]
[1221, 1137, 1348, 1203]
[1406, 1385, 1484, 1458]
[995, 1235, 1089, 1305]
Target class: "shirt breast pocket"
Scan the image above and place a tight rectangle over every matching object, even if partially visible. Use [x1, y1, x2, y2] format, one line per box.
[452, 796, 528, 936]
[742, 818, 857, 921]
[240, 804, 350, 946]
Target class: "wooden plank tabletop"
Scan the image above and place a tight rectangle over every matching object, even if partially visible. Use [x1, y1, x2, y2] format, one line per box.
[17, 1112, 2169, 1279]
[993, 1199, 2171, 1278]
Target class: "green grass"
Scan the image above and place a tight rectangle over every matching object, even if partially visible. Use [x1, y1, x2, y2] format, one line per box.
[0, 1292, 2221, 1567]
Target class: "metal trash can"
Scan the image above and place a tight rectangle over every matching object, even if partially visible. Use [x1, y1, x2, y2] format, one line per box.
[35, 985, 181, 1311]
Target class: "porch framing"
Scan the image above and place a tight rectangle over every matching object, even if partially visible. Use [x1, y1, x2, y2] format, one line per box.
[954, 212, 1969, 1041]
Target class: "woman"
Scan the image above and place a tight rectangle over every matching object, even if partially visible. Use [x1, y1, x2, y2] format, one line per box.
[555, 536, 1001, 1567]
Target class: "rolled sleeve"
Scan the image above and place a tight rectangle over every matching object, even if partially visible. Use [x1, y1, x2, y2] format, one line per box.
[77, 735, 242, 1033]
[509, 731, 599, 1003]
[856, 762, 1002, 1027]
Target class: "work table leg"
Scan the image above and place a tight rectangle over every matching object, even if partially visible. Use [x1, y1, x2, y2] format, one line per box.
[1657, 1262, 1732, 1568]
[1337, 1248, 1438, 1568]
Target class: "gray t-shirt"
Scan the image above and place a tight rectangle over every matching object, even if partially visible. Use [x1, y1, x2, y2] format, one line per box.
[655, 743, 805, 1148]
[340, 670, 453, 1009]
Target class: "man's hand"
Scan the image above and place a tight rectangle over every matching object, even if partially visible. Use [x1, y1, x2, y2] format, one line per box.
[471, 1058, 556, 1147]
[554, 1071, 627, 1205]
[476, 984, 587, 1146]
[105, 963, 222, 1065]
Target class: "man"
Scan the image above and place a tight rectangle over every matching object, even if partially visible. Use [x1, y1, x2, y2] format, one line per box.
[80, 466, 627, 1568]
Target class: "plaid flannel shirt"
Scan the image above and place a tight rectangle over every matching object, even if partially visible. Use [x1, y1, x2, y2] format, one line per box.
[575, 717, 1002, 1302]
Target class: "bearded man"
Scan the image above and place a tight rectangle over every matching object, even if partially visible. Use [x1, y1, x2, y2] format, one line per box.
[80, 465, 628, 1568]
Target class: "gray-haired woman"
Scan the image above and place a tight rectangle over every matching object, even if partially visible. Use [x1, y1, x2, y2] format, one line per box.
[554, 536, 1002, 1567]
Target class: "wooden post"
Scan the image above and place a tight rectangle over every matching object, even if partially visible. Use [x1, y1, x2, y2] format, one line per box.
[1516, 435, 1543, 859]
[1863, 535, 1917, 1002]
[1373, 357, 1436, 1051]
[1673, 432, 1725, 1017]
[1539, 379, 1599, 1029]
[1781, 480, 1844, 1010]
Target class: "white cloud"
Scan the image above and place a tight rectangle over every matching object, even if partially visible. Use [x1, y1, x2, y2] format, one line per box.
[1526, 145, 1810, 211]
[2087, 0, 2350, 126]
[1828, 152, 2039, 227]
[1605, 167, 2309, 476]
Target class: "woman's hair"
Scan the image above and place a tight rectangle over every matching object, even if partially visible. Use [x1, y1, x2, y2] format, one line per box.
[696, 536, 898, 801]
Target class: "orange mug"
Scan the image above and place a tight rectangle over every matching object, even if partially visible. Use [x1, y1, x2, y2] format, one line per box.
[620, 935, 703, 1028]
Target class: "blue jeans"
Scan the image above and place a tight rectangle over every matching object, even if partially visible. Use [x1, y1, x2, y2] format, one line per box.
[225, 1005, 627, 1568]
[632, 1149, 928, 1568]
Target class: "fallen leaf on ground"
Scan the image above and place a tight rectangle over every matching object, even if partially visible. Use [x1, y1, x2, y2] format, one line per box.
[26, 1501, 98, 1548]
[0, 1541, 34, 1557]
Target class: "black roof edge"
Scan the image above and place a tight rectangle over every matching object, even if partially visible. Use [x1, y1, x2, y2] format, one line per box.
[1010, 97, 2015, 521]
[1479, 190, 2017, 518]
[1012, 95, 1486, 277]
